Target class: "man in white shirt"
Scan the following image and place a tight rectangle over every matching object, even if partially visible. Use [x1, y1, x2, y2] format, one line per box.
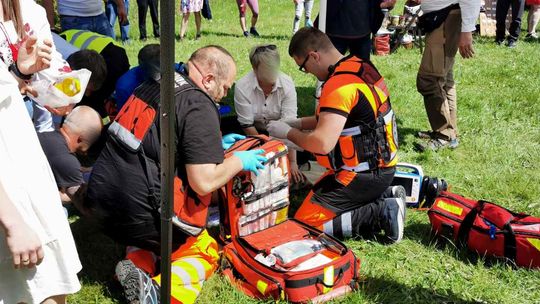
[415, 0, 480, 151]
[43, 0, 126, 38]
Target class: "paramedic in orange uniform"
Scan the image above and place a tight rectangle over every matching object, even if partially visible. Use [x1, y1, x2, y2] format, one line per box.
[268, 28, 406, 243]
[87, 45, 267, 304]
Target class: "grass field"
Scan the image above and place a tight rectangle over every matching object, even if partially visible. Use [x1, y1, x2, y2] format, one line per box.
[67, 0, 540, 303]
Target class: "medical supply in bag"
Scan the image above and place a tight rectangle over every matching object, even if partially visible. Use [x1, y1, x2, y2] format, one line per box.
[220, 135, 361, 303]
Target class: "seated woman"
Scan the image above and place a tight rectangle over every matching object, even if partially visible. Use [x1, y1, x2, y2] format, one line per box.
[222, 44, 310, 188]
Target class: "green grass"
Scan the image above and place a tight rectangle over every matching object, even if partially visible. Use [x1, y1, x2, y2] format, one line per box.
[68, 0, 540, 303]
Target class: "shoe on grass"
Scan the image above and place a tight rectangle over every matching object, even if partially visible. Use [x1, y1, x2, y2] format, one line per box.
[116, 260, 160, 304]
[525, 32, 538, 39]
[416, 130, 435, 139]
[386, 185, 407, 204]
[415, 138, 459, 152]
[380, 197, 406, 243]
[243, 31, 250, 37]
[507, 40, 517, 48]
[249, 27, 260, 37]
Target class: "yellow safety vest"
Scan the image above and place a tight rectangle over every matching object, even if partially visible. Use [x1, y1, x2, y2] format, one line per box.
[61, 29, 118, 53]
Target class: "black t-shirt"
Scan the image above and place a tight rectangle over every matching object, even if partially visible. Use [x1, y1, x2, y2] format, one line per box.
[87, 73, 224, 225]
[324, 0, 384, 38]
[37, 130, 83, 189]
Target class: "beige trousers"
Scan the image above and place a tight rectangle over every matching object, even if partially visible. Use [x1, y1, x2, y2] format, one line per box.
[416, 9, 461, 140]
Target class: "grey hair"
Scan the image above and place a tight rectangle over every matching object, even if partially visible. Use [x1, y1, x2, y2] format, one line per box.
[249, 44, 280, 69]
[188, 45, 236, 80]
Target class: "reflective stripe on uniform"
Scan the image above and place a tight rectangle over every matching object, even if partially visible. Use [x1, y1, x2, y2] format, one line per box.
[341, 212, 353, 238]
[323, 212, 353, 238]
[341, 126, 362, 136]
[181, 258, 207, 281]
[67, 30, 86, 45]
[108, 121, 142, 151]
[80, 35, 100, 50]
[383, 109, 394, 124]
[171, 215, 204, 236]
[341, 162, 370, 173]
[323, 220, 334, 236]
[62, 29, 115, 53]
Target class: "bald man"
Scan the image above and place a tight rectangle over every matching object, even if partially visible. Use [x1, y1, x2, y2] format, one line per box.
[37, 106, 102, 213]
[87, 45, 267, 304]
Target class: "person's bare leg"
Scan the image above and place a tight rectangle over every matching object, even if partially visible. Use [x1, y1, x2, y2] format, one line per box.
[251, 14, 258, 28]
[180, 12, 190, 39]
[195, 11, 202, 38]
[41, 295, 67, 304]
[528, 5, 540, 35]
[240, 16, 247, 33]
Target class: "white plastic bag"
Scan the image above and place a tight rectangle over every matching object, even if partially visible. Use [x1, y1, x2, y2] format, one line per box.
[30, 68, 91, 108]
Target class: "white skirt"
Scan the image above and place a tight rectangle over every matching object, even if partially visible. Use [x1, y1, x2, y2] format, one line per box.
[0, 67, 82, 304]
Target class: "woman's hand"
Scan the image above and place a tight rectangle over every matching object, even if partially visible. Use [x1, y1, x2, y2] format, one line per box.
[5, 221, 44, 269]
[17, 36, 53, 75]
[44, 104, 75, 116]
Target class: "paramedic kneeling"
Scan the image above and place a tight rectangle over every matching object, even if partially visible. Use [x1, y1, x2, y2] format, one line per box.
[87, 45, 267, 304]
[268, 28, 406, 243]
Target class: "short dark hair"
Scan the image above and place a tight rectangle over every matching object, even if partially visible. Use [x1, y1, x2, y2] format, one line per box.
[288, 27, 334, 58]
[67, 50, 107, 91]
[138, 44, 160, 80]
[138, 43, 160, 65]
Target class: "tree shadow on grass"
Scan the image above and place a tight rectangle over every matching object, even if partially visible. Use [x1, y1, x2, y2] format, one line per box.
[70, 216, 125, 301]
[200, 30, 291, 41]
[396, 117, 423, 148]
[359, 275, 485, 304]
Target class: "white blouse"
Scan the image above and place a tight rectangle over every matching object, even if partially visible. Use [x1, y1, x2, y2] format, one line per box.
[234, 71, 298, 131]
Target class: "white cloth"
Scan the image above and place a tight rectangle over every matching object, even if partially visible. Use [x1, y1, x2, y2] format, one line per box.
[58, 0, 104, 17]
[0, 66, 82, 304]
[234, 71, 298, 131]
[420, 0, 481, 32]
[0, 0, 85, 131]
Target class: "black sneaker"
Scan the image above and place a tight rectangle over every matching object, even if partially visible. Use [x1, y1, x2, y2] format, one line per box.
[495, 39, 504, 46]
[525, 32, 538, 40]
[507, 40, 517, 48]
[381, 197, 406, 243]
[250, 27, 260, 37]
[243, 31, 250, 37]
[115, 260, 160, 304]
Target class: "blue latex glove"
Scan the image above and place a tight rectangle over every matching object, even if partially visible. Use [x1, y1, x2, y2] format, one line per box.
[234, 149, 268, 175]
[222, 133, 246, 150]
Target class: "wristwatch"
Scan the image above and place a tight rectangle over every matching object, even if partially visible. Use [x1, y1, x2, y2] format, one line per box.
[9, 62, 33, 80]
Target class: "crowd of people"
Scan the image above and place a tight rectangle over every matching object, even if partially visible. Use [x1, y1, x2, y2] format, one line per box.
[2, 0, 531, 303]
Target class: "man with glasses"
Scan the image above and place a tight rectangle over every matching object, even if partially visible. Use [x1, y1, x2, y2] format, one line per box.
[268, 28, 406, 243]
[87, 45, 267, 303]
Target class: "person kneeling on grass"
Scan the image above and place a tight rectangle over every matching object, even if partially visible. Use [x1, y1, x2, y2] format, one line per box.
[87, 45, 267, 304]
[37, 106, 102, 215]
[268, 28, 407, 243]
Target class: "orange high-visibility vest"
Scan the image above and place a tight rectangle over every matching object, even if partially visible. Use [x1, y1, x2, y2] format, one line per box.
[315, 55, 398, 172]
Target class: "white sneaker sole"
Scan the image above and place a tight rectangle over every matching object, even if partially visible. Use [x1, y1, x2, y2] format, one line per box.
[395, 197, 406, 243]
